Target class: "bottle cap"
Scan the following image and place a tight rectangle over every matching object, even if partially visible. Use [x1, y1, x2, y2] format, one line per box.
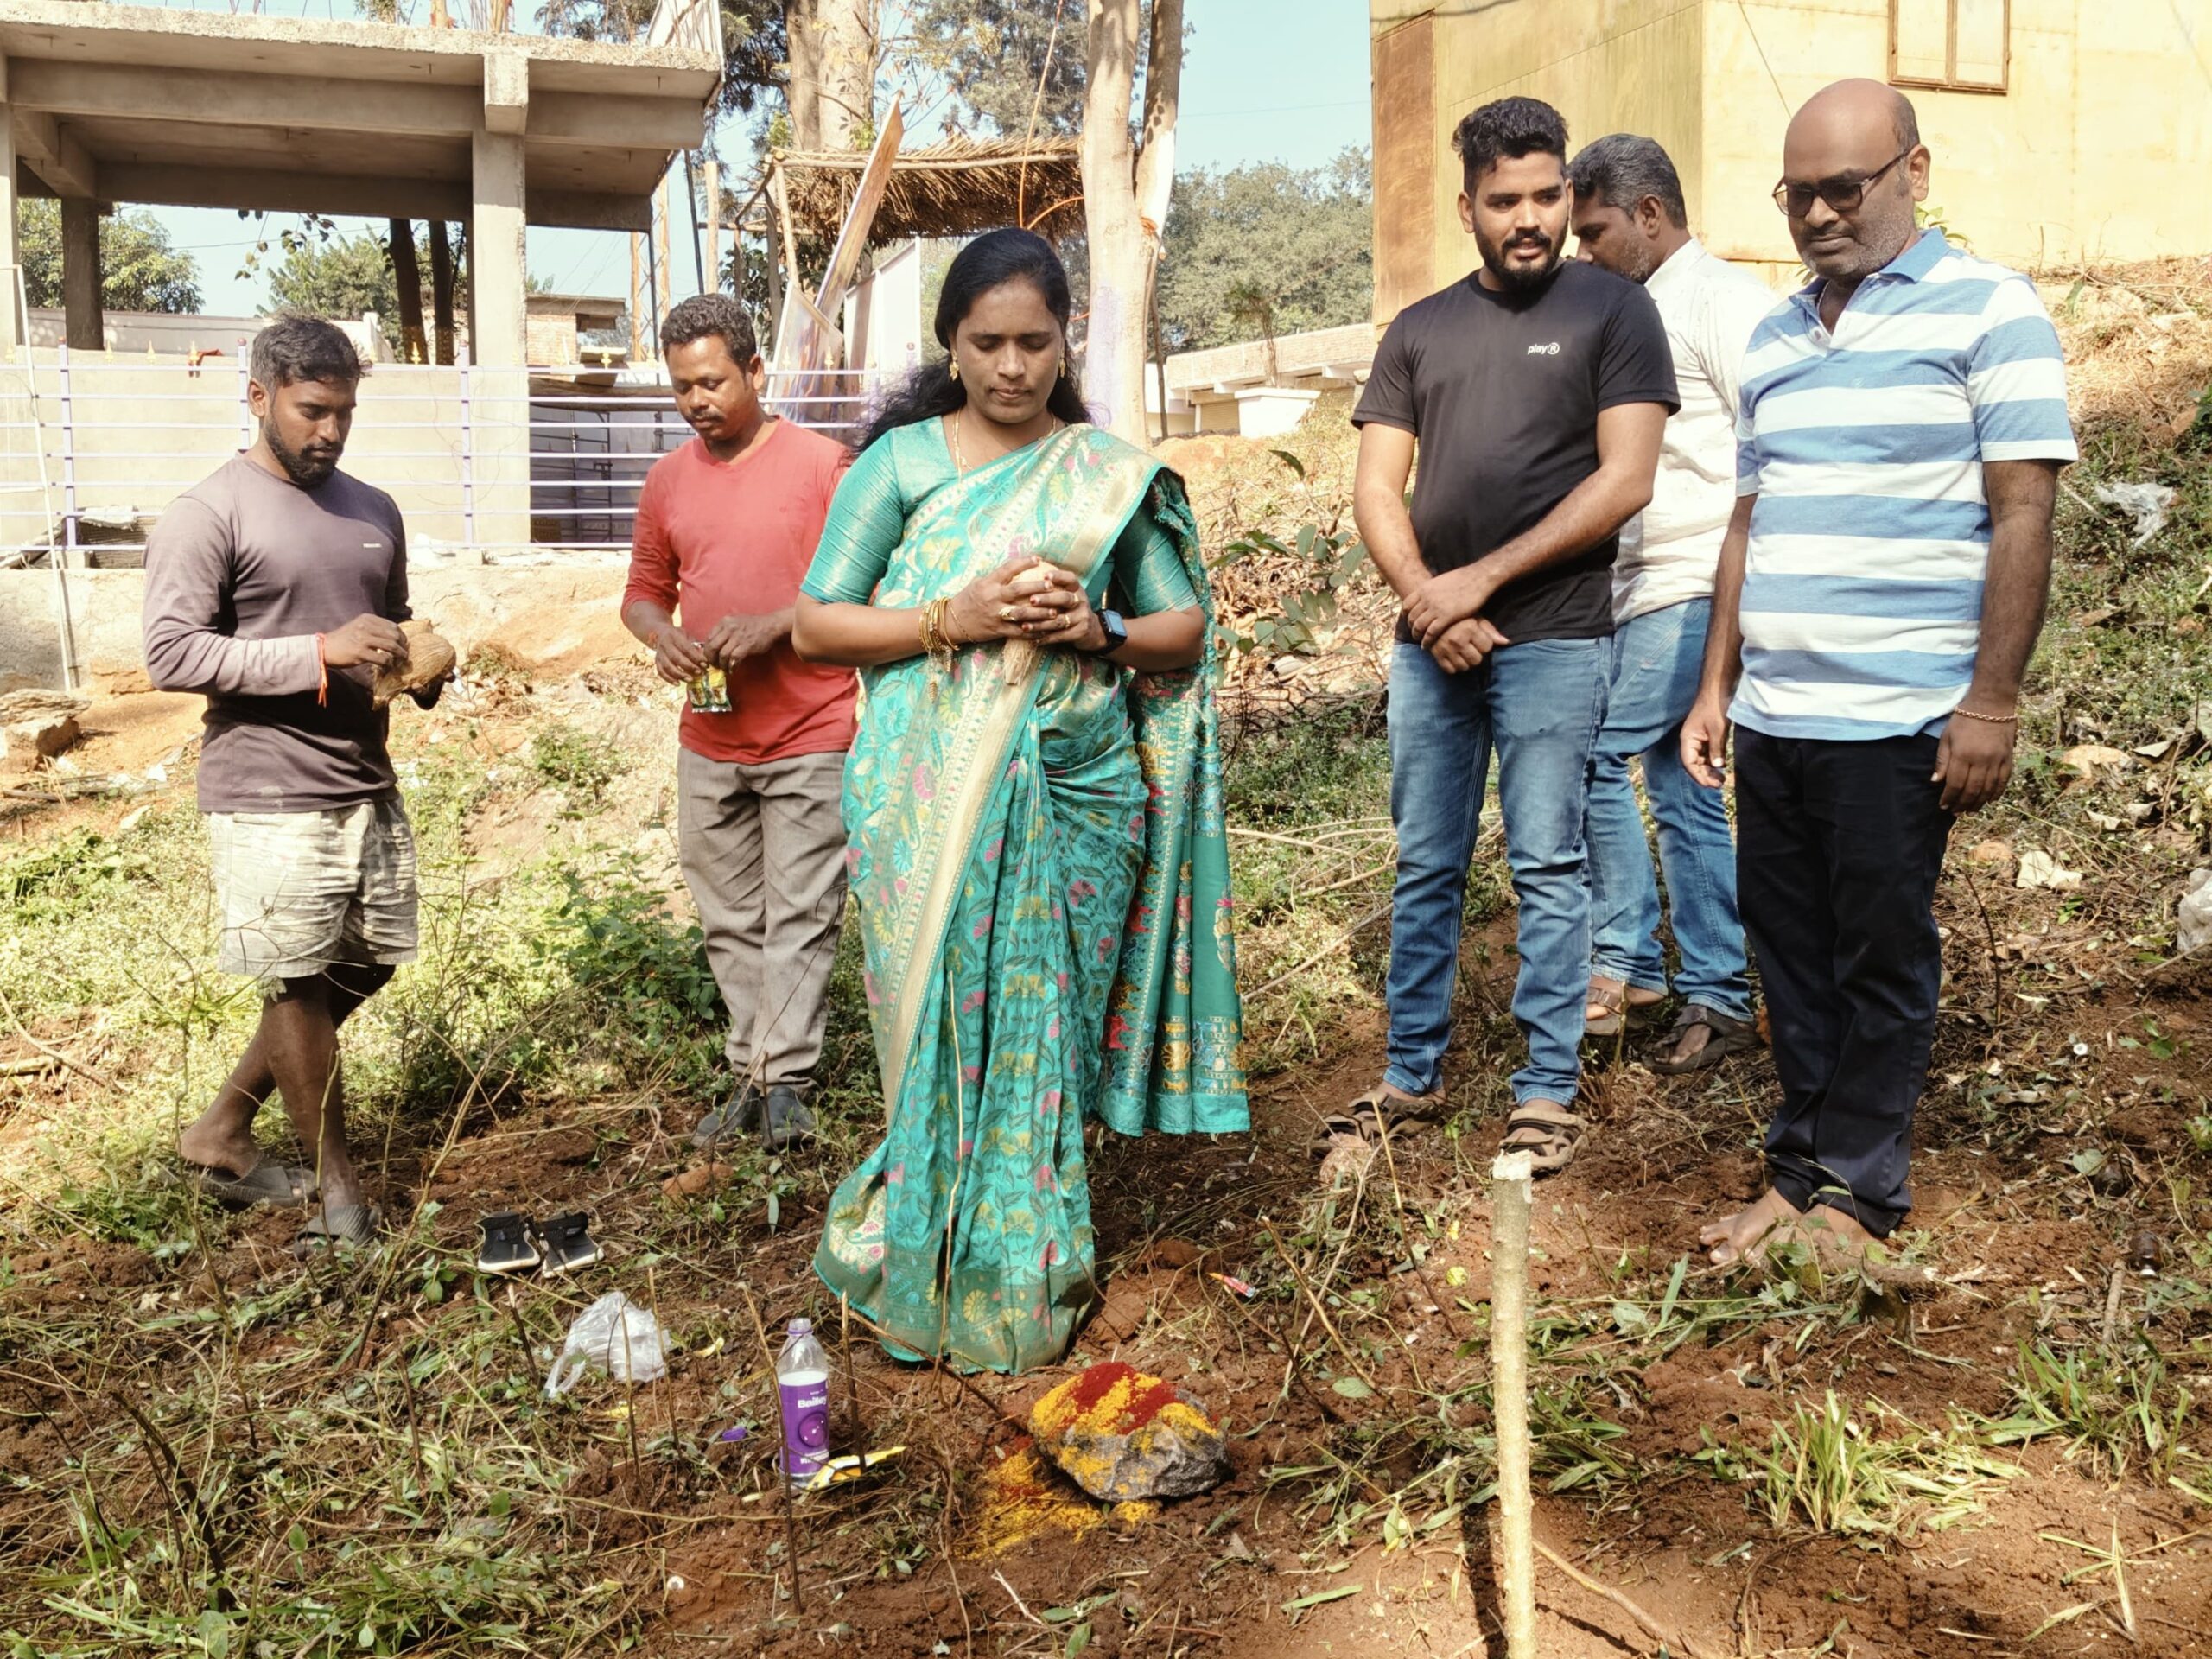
[788, 1318, 813, 1336]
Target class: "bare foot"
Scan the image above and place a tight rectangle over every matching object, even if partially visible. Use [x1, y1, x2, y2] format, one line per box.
[176, 1116, 266, 1180]
[1700, 1188, 1877, 1267]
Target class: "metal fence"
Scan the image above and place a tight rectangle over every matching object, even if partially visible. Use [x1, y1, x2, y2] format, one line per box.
[0, 352, 890, 569]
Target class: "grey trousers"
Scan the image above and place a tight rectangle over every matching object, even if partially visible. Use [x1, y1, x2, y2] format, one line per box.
[677, 747, 849, 1090]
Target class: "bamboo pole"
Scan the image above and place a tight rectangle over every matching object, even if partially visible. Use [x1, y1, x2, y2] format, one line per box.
[1490, 1148, 1537, 1659]
[655, 168, 676, 322]
[628, 235, 646, 363]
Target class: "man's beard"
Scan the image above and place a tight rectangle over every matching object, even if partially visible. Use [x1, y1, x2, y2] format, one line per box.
[1477, 226, 1563, 293]
[263, 417, 340, 486]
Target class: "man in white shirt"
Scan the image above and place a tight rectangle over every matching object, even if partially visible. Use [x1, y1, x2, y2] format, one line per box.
[1567, 134, 1777, 1071]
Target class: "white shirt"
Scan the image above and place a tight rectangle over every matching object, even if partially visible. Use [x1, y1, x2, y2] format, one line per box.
[1612, 238, 1780, 624]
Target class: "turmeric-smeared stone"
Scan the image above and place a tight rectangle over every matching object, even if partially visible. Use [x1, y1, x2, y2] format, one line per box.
[1029, 1361, 1227, 1502]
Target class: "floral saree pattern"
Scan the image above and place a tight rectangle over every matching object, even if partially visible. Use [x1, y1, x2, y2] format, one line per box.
[800, 420, 1248, 1374]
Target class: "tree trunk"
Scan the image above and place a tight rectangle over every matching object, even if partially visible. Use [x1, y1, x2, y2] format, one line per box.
[786, 0, 876, 151]
[429, 221, 456, 365]
[388, 219, 429, 364]
[1082, 0, 1182, 443]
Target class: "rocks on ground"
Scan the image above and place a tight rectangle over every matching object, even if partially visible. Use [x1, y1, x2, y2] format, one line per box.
[0, 690, 89, 773]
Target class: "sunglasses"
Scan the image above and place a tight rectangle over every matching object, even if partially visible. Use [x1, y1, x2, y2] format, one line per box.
[1770, 148, 1912, 218]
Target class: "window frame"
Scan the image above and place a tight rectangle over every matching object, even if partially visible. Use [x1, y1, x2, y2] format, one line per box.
[1887, 0, 2012, 95]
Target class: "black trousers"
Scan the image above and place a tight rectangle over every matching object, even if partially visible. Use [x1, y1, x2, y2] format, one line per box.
[1734, 729, 1954, 1237]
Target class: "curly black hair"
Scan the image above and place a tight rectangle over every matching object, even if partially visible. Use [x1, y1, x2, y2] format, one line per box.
[659, 292, 759, 365]
[1451, 95, 1570, 186]
[854, 227, 1089, 453]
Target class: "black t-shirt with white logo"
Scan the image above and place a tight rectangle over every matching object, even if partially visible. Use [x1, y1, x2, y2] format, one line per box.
[1355, 259, 1677, 643]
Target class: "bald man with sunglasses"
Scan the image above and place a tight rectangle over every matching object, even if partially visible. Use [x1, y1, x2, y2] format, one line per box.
[1681, 80, 2075, 1266]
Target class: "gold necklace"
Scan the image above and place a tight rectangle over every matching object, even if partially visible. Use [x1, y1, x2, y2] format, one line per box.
[950, 407, 1060, 474]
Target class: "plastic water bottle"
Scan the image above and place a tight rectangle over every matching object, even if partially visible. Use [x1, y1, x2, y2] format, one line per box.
[775, 1319, 831, 1490]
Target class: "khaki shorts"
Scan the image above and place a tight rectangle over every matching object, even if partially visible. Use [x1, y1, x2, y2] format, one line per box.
[207, 798, 419, 985]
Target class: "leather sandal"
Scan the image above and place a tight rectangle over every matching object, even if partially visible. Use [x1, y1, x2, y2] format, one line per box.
[1651, 1005, 1760, 1075]
[1584, 978, 1663, 1039]
[1497, 1098, 1587, 1175]
[1311, 1084, 1446, 1157]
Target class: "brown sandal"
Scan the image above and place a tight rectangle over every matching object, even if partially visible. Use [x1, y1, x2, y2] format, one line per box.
[1497, 1098, 1587, 1175]
[1584, 977, 1664, 1039]
[1312, 1084, 1446, 1157]
[1651, 1006, 1760, 1074]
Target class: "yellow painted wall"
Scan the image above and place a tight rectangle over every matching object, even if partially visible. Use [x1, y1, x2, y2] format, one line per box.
[1389, 1, 1706, 298]
[1376, 0, 2212, 303]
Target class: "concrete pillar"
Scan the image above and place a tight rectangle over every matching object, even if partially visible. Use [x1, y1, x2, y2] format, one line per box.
[467, 126, 530, 551]
[0, 60, 21, 361]
[468, 129, 527, 369]
[60, 200, 102, 352]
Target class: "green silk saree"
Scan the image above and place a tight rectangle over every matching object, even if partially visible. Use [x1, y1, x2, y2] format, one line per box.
[802, 420, 1247, 1375]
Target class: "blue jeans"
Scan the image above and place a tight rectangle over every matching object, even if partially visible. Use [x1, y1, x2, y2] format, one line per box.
[1385, 637, 1607, 1106]
[1584, 598, 1752, 1020]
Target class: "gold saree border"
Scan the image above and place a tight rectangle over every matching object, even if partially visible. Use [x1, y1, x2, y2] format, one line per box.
[876, 428, 1160, 1114]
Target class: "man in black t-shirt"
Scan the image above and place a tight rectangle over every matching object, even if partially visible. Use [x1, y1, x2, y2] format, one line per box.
[1342, 96, 1675, 1175]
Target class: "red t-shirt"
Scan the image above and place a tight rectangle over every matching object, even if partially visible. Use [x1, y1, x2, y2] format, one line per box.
[623, 422, 857, 765]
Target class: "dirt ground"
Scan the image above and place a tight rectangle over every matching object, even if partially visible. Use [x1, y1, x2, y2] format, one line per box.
[5, 652, 2209, 1656]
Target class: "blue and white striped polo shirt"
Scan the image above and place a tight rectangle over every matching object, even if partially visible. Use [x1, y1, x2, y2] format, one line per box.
[1731, 231, 2076, 740]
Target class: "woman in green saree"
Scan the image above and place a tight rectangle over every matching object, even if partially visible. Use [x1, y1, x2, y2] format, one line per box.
[792, 229, 1247, 1376]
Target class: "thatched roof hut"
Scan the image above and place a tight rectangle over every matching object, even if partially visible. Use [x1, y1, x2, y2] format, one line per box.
[769, 137, 1084, 245]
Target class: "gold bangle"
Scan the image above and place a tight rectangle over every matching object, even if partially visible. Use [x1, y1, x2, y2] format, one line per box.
[1950, 705, 2019, 724]
[919, 596, 954, 662]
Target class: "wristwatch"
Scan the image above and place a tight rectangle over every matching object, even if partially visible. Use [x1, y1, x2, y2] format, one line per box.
[1086, 607, 1129, 658]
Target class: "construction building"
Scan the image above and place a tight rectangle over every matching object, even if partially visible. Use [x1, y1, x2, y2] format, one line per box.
[1370, 0, 2212, 321]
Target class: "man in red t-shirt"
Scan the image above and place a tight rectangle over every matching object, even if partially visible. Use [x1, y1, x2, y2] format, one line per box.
[622, 295, 855, 1153]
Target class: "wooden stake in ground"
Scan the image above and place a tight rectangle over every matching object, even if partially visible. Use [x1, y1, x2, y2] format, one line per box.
[1490, 1148, 1537, 1659]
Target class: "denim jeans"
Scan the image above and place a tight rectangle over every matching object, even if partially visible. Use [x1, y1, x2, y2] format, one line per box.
[1385, 636, 1607, 1106]
[1735, 730, 1953, 1237]
[1584, 597, 1752, 1020]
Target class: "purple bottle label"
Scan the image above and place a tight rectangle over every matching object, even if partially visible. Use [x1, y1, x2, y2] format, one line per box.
[779, 1369, 830, 1483]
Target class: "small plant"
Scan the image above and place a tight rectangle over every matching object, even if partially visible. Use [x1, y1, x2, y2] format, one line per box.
[1217, 512, 1370, 657]
[529, 721, 622, 811]
[1983, 1340, 2197, 1478]
[1704, 1392, 2018, 1536]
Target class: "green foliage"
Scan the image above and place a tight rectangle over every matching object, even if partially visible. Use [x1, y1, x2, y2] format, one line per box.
[528, 722, 622, 812]
[1983, 1341, 2199, 1479]
[916, 0, 1086, 138]
[1699, 1392, 2020, 1536]
[266, 231, 407, 321]
[1159, 151, 1373, 353]
[0, 828, 156, 926]
[16, 199, 202, 314]
[1216, 504, 1370, 658]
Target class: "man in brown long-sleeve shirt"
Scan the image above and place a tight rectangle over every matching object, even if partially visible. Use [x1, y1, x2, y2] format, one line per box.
[143, 316, 440, 1250]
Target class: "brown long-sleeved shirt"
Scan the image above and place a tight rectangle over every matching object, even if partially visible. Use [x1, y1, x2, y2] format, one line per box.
[143, 454, 410, 813]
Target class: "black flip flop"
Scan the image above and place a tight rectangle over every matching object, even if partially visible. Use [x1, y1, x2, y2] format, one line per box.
[537, 1211, 603, 1275]
[191, 1161, 315, 1210]
[295, 1203, 379, 1255]
[476, 1211, 541, 1274]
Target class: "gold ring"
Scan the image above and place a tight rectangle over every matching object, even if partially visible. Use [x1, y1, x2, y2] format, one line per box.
[1000, 604, 1017, 621]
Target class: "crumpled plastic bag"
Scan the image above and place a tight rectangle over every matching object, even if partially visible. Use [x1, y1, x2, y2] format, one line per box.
[2180, 868, 2212, 956]
[544, 1291, 668, 1398]
[2093, 482, 2177, 549]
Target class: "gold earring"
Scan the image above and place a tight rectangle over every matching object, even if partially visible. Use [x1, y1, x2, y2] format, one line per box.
[948, 359, 960, 382]
[1058, 355, 1069, 380]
